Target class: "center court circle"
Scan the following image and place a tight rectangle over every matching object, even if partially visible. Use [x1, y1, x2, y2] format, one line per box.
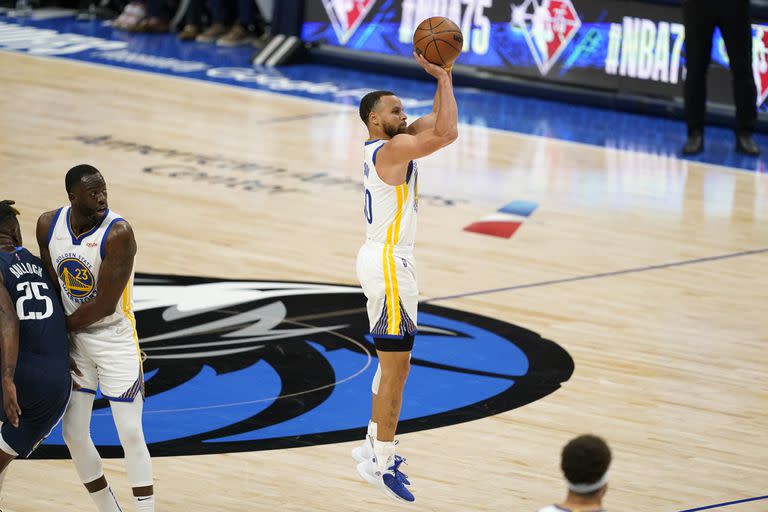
[33, 273, 574, 458]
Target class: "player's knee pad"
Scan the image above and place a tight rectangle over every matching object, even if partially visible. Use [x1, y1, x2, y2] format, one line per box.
[373, 333, 415, 352]
[56, 375, 103, 484]
[111, 398, 153, 487]
[111, 400, 147, 452]
[62, 395, 94, 446]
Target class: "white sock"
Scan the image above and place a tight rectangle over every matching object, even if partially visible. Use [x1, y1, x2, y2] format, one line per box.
[135, 494, 155, 512]
[367, 420, 377, 441]
[373, 439, 396, 473]
[90, 486, 122, 512]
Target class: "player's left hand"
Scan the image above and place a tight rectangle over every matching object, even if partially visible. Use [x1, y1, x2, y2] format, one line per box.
[2, 378, 21, 428]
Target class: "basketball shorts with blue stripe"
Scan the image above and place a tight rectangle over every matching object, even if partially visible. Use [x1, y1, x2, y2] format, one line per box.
[356, 240, 418, 339]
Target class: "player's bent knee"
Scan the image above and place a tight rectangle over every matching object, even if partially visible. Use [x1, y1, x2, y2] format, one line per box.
[116, 424, 146, 451]
[62, 420, 90, 446]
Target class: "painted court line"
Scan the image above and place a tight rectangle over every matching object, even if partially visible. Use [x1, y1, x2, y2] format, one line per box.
[677, 495, 768, 512]
[424, 248, 768, 303]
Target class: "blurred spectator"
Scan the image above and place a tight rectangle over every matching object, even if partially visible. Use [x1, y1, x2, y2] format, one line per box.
[112, 1, 145, 30]
[683, 0, 760, 156]
[133, 0, 178, 32]
[537, 434, 611, 512]
[111, 0, 172, 32]
[177, 0, 204, 40]
[196, 0, 266, 46]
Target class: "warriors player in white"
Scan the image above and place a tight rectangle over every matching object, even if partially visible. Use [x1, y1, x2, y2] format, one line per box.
[36, 165, 154, 512]
[352, 53, 458, 503]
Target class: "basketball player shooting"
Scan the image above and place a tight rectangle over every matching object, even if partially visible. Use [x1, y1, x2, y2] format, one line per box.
[352, 49, 459, 503]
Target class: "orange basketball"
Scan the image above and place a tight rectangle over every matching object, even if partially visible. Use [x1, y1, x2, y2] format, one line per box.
[413, 17, 463, 68]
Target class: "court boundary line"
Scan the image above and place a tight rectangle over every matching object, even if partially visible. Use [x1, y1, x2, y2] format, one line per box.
[677, 495, 768, 512]
[424, 248, 768, 303]
[276, 248, 768, 324]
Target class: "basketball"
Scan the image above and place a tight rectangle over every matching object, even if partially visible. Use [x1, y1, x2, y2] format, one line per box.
[413, 17, 464, 68]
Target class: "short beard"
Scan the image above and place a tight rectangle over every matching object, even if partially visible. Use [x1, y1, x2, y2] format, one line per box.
[383, 123, 406, 138]
[75, 205, 103, 222]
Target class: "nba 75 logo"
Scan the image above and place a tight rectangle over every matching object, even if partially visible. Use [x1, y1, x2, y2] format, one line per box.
[511, 0, 582, 75]
[323, 0, 378, 45]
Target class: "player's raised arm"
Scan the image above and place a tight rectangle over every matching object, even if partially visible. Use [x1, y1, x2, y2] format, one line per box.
[66, 221, 136, 332]
[0, 273, 22, 427]
[36, 210, 61, 295]
[378, 53, 458, 169]
[406, 67, 452, 136]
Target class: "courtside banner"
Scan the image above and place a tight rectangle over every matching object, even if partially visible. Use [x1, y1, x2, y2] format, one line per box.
[301, 0, 768, 111]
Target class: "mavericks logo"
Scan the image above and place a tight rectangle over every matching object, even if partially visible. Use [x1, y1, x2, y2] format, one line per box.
[56, 257, 96, 302]
[34, 273, 573, 458]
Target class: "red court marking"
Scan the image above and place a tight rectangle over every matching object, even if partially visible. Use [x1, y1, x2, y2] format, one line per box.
[463, 221, 522, 239]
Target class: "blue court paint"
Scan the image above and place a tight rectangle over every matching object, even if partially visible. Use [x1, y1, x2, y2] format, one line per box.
[1, 15, 767, 173]
[498, 200, 539, 217]
[677, 495, 768, 512]
[32, 272, 571, 457]
[45, 362, 281, 445]
[209, 339, 518, 443]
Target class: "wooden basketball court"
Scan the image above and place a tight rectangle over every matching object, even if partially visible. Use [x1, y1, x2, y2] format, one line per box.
[1, 50, 766, 511]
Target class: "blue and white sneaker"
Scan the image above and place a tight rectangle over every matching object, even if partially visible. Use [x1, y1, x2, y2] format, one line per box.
[375, 456, 414, 503]
[357, 454, 411, 487]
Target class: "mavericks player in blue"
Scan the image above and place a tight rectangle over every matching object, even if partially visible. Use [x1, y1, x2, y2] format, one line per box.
[0, 200, 72, 496]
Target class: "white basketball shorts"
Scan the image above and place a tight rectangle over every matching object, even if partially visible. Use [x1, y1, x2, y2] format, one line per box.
[70, 321, 144, 401]
[356, 240, 418, 338]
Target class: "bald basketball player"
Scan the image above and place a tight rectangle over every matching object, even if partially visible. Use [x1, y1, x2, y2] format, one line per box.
[37, 166, 154, 512]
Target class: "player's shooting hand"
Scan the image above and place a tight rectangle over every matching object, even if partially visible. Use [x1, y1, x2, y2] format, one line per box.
[414, 52, 449, 80]
[2, 378, 21, 428]
[69, 357, 83, 390]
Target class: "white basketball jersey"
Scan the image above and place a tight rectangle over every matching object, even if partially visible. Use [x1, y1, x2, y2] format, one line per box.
[47, 206, 136, 334]
[363, 139, 419, 247]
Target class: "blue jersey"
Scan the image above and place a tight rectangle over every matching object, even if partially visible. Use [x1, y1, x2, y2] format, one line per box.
[0, 247, 69, 371]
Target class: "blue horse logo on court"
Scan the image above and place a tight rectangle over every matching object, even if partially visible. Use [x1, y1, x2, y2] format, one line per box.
[34, 273, 573, 458]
